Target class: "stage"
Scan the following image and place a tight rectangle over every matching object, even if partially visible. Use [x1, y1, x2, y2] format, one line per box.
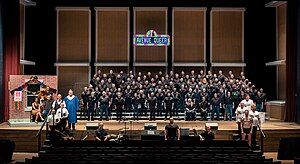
[0, 119, 300, 153]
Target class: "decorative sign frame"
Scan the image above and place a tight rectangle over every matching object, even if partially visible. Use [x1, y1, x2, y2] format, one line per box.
[133, 30, 170, 46]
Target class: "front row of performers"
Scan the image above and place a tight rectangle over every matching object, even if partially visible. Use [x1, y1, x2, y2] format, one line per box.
[46, 103, 259, 148]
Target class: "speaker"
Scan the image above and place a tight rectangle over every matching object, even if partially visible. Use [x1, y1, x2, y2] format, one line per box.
[0, 139, 15, 163]
[144, 122, 157, 130]
[141, 130, 163, 141]
[180, 128, 190, 136]
[278, 138, 300, 160]
[205, 122, 218, 130]
[86, 123, 99, 130]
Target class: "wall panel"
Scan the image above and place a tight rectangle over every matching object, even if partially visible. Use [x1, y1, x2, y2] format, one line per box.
[211, 67, 243, 77]
[135, 9, 167, 63]
[135, 66, 166, 75]
[58, 66, 89, 97]
[173, 9, 205, 62]
[211, 9, 244, 62]
[96, 66, 128, 74]
[173, 67, 205, 75]
[277, 3, 287, 100]
[57, 9, 90, 62]
[96, 9, 129, 62]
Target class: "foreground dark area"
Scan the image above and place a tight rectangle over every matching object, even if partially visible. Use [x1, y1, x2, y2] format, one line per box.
[26, 140, 273, 163]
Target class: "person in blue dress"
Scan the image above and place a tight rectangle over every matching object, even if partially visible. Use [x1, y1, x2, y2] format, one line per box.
[64, 89, 79, 130]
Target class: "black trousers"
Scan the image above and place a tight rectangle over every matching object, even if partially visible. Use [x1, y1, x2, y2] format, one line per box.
[252, 126, 257, 145]
[201, 111, 207, 120]
[116, 108, 123, 121]
[165, 107, 172, 119]
[57, 118, 67, 132]
[150, 108, 156, 120]
[87, 108, 94, 121]
[157, 103, 163, 116]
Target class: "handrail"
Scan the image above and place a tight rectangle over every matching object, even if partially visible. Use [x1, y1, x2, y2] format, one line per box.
[36, 109, 51, 137]
[257, 124, 266, 153]
[35, 109, 52, 152]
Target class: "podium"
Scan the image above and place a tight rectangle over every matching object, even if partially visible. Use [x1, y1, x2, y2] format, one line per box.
[266, 100, 285, 120]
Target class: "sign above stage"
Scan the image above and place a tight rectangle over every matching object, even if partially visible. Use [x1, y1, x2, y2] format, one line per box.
[133, 30, 170, 46]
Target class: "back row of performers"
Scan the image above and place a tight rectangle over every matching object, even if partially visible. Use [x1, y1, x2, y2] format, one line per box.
[81, 69, 266, 121]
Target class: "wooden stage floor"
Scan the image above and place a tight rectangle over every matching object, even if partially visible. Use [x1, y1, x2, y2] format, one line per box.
[1, 118, 299, 131]
[1, 119, 300, 152]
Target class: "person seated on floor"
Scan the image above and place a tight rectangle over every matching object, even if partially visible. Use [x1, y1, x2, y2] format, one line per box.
[95, 122, 110, 141]
[200, 125, 215, 142]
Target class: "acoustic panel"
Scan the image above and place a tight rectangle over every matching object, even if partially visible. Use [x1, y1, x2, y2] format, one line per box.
[211, 10, 243, 62]
[135, 9, 167, 63]
[57, 9, 90, 62]
[58, 66, 89, 97]
[173, 9, 205, 62]
[96, 9, 129, 62]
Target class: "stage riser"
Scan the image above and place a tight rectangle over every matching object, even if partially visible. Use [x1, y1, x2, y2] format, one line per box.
[1, 129, 300, 152]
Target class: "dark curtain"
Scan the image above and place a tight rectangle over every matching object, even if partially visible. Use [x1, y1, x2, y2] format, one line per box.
[285, 0, 297, 122]
[2, 0, 20, 122]
[0, 0, 4, 123]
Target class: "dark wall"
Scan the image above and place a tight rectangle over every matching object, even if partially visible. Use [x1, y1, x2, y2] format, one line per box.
[24, 0, 277, 100]
[0, 0, 3, 122]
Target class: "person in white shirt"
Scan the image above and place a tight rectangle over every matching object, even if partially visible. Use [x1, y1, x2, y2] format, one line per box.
[52, 94, 66, 111]
[47, 109, 59, 130]
[236, 102, 247, 139]
[56, 103, 69, 132]
[249, 104, 260, 146]
[240, 94, 254, 109]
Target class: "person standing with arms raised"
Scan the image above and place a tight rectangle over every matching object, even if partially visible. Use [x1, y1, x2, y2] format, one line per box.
[64, 89, 79, 130]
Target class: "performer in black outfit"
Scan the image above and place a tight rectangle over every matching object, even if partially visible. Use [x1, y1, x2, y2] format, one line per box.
[164, 118, 180, 140]
[164, 92, 174, 120]
[114, 92, 125, 121]
[139, 90, 147, 116]
[87, 92, 97, 121]
[156, 89, 165, 116]
[132, 93, 140, 120]
[172, 88, 180, 117]
[81, 87, 89, 111]
[148, 92, 157, 121]
[199, 97, 209, 121]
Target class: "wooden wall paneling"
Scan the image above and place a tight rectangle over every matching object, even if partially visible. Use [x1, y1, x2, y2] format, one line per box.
[135, 66, 166, 75]
[277, 4, 287, 100]
[173, 8, 205, 62]
[134, 9, 167, 63]
[95, 66, 129, 74]
[211, 9, 244, 63]
[277, 4, 287, 61]
[96, 8, 129, 62]
[57, 66, 89, 97]
[211, 67, 243, 77]
[173, 67, 205, 75]
[57, 9, 90, 62]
